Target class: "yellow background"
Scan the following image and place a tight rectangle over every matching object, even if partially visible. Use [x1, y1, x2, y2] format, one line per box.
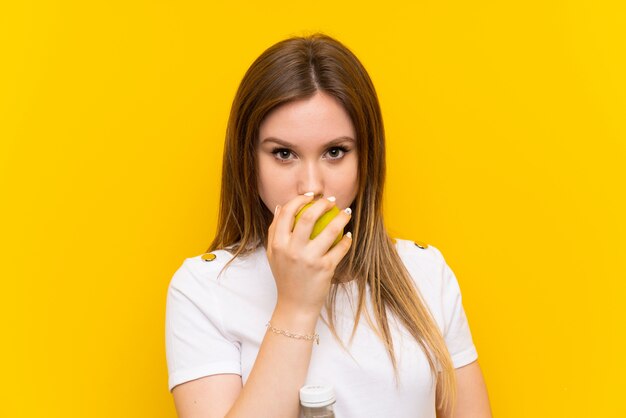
[1, 1, 624, 416]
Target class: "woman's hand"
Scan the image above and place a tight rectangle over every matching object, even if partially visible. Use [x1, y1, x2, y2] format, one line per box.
[266, 193, 353, 319]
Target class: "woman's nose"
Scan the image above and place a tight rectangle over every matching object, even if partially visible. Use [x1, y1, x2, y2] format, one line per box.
[298, 162, 324, 198]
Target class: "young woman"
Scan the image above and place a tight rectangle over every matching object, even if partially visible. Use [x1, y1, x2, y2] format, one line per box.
[165, 34, 492, 418]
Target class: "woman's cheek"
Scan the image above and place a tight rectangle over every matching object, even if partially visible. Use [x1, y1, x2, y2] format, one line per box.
[341, 161, 359, 208]
[259, 166, 293, 209]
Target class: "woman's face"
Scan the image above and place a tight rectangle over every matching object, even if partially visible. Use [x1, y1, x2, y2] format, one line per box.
[257, 90, 358, 212]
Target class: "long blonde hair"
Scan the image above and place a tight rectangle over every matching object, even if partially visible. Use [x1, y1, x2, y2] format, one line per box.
[208, 33, 456, 413]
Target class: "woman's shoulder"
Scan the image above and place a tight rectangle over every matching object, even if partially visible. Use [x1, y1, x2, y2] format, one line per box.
[168, 245, 267, 291]
[393, 237, 452, 289]
[172, 250, 261, 284]
[186, 247, 234, 273]
[394, 237, 446, 268]
[166, 249, 233, 294]
[184, 249, 236, 274]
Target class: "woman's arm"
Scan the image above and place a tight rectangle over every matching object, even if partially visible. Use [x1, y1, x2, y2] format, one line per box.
[172, 194, 353, 418]
[172, 307, 318, 418]
[172, 374, 242, 418]
[436, 360, 493, 418]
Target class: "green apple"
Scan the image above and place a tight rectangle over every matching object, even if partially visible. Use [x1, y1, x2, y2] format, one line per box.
[294, 202, 343, 247]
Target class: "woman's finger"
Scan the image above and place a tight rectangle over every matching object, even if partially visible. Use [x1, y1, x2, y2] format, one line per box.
[273, 193, 315, 242]
[324, 231, 353, 267]
[290, 197, 337, 247]
[266, 204, 281, 248]
[305, 206, 352, 254]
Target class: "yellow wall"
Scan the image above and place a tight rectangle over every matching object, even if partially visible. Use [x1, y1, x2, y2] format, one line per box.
[1, 1, 624, 416]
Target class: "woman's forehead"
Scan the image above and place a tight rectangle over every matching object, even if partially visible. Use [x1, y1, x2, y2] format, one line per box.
[258, 92, 355, 146]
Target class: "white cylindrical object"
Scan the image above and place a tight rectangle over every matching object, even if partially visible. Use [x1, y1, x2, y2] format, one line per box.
[299, 385, 335, 418]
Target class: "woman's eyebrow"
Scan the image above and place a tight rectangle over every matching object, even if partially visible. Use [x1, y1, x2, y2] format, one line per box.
[260, 136, 355, 148]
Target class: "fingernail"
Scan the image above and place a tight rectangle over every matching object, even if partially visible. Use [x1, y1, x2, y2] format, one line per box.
[344, 207, 352, 215]
[346, 231, 352, 239]
[326, 196, 336, 202]
[274, 205, 280, 215]
[304, 192, 314, 197]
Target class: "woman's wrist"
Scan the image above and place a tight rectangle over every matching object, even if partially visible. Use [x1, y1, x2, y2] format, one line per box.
[266, 321, 320, 345]
[271, 303, 320, 334]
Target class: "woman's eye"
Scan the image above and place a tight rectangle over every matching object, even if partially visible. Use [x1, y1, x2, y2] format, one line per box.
[272, 148, 294, 161]
[325, 147, 348, 160]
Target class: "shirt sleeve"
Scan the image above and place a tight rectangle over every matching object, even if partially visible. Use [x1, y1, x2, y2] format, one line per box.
[165, 260, 241, 392]
[437, 251, 479, 368]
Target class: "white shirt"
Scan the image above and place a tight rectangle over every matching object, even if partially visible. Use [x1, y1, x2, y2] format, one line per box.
[165, 238, 478, 417]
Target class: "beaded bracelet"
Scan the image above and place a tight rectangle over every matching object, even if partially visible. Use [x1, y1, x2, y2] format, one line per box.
[266, 322, 319, 345]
